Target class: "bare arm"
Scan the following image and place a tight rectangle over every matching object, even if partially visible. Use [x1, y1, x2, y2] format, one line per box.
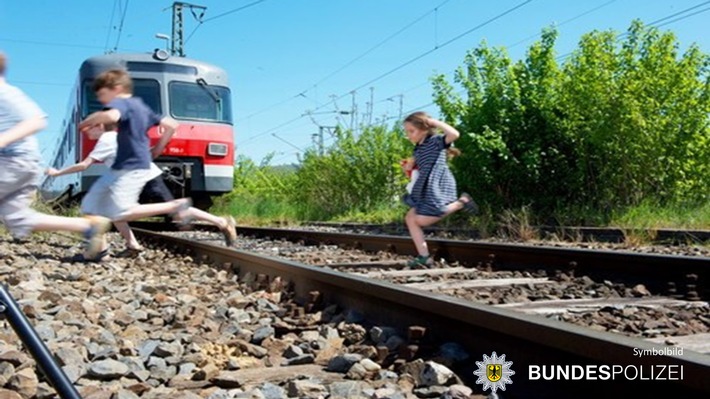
[428, 118, 460, 144]
[0, 116, 47, 148]
[79, 109, 120, 132]
[151, 117, 179, 159]
[46, 157, 95, 177]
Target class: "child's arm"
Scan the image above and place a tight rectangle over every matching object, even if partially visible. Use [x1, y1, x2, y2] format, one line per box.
[47, 157, 95, 177]
[0, 116, 46, 148]
[79, 110, 120, 133]
[150, 116, 179, 159]
[428, 118, 460, 144]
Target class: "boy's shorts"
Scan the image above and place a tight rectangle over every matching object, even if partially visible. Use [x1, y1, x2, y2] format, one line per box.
[0, 156, 42, 238]
[139, 176, 175, 203]
[82, 165, 161, 220]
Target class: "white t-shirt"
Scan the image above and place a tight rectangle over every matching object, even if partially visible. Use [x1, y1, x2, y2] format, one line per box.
[89, 131, 162, 179]
[88, 131, 118, 168]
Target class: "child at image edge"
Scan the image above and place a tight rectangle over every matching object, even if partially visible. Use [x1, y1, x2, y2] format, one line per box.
[0, 52, 110, 258]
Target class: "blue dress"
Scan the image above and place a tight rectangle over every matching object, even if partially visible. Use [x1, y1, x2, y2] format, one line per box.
[403, 135, 457, 217]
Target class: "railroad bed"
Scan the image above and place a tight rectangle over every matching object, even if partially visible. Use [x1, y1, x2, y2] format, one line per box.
[297, 221, 710, 246]
[165, 229, 710, 343]
[1, 226, 709, 398]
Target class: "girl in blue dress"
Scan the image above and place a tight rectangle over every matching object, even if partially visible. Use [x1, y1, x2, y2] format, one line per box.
[402, 112, 477, 267]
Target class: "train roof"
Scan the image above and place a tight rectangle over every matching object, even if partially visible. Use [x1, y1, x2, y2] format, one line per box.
[79, 51, 230, 86]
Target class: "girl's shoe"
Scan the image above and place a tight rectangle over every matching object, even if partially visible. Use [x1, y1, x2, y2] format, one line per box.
[407, 255, 434, 268]
[458, 193, 479, 215]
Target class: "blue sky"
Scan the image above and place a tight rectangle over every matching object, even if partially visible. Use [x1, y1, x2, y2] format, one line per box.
[1, 0, 708, 165]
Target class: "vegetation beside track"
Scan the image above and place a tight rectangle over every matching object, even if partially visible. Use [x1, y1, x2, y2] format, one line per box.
[214, 21, 709, 232]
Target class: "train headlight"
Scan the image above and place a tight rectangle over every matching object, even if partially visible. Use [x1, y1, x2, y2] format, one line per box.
[208, 143, 228, 157]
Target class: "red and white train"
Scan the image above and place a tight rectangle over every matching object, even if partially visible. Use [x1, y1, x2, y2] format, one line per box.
[42, 49, 235, 208]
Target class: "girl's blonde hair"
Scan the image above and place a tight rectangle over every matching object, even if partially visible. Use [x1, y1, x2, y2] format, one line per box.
[404, 111, 461, 159]
[404, 111, 434, 136]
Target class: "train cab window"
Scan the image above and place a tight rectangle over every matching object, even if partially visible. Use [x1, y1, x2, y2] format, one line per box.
[169, 81, 232, 124]
[82, 79, 162, 117]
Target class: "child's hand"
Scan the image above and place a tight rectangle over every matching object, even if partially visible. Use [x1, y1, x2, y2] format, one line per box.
[400, 158, 415, 172]
[46, 167, 60, 177]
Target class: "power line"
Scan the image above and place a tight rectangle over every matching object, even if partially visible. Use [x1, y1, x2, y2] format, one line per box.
[0, 38, 103, 50]
[646, 0, 710, 25]
[203, 0, 268, 22]
[14, 80, 72, 87]
[377, 0, 619, 116]
[242, 0, 533, 146]
[348, 0, 533, 95]
[405, 1, 710, 119]
[309, 0, 452, 90]
[507, 0, 618, 50]
[112, 0, 130, 53]
[555, 0, 710, 61]
[654, 5, 710, 28]
[104, 0, 119, 53]
[235, 0, 452, 125]
[184, 0, 269, 48]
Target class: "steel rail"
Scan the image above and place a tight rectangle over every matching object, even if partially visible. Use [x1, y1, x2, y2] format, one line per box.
[229, 226, 709, 300]
[134, 228, 710, 397]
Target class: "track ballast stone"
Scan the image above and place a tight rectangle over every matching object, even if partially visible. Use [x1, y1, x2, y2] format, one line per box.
[0, 233, 480, 398]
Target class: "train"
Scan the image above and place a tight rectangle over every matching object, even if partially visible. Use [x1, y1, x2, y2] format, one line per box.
[42, 49, 235, 209]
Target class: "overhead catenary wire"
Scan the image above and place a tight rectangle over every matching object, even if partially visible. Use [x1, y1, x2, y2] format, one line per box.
[241, 0, 534, 146]
[203, 0, 268, 23]
[104, 0, 119, 53]
[555, 0, 710, 61]
[111, 0, 130, 53]
[403, 1, 710, 119]
[235, 0, 453, 124]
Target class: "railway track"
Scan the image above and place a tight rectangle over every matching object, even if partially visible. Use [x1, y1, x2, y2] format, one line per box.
[298, 221, 710, 244]
[128, 224, 710, 397]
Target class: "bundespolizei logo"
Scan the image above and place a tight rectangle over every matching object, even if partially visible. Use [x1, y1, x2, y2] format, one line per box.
[474, 352, 515, 393]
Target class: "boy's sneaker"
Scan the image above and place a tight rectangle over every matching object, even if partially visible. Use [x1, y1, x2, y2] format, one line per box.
[83, 216, 112, 259]
[115, 247, 144, 258]
[221, 216, 237, 247]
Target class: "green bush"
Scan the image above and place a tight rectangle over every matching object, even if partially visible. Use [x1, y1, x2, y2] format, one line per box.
[433, 21, 709, 223]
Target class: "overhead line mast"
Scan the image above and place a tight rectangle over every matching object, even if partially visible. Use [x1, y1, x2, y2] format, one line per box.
[168, 1, 206, 57]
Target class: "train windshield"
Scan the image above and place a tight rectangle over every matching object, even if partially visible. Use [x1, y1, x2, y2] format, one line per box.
[169, 81, 232, 124]
[82, 79, 162, 117]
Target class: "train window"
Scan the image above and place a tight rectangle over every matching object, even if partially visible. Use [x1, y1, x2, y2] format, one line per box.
[82, 79, 162, 117]
[126, 62, 197, 75]
[169, 81, 232, 124]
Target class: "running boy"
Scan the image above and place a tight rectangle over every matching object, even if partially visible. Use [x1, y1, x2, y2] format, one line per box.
[0, 52, 110, 258]
[47, 122, 237, 255]
[78, 68, 235, 255]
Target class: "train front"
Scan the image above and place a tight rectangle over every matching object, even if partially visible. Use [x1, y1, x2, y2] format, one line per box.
[150, 60, 235, 208]
[81, 52, 235, 208]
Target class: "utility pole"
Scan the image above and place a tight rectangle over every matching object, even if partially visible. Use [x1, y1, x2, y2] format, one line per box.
[350, 91, 357, 133]
[397, 94, 404, 121]
[368, 87, 374, 126]
[169, 2, 206, 57]
[313, 127, 325, 156]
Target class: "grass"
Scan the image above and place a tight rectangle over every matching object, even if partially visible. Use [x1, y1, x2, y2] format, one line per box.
[610, 201, 710, 230]
[210, 193, 301, 226]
